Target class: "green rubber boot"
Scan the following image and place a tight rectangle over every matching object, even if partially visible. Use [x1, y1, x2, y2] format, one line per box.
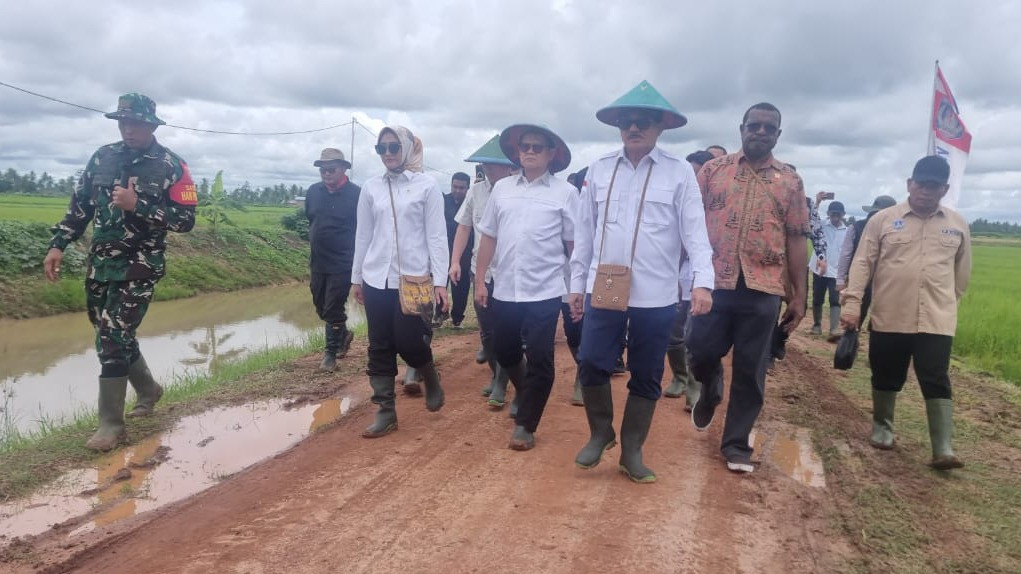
[618, 394, 658, 483]
[126, 355, 163, 418]
[575, 384, 616, 469]
[869, 390, 897, 450]
[569, 346, 583, 406]
[362, 376, 398, 438]
[663, 346, 687, 398]
[85, 376, 128, 451]
[926, 399, 964, 470]
[811, 306, 823, 335]
[827, 306, 843, 342]
[487, 365, 510, 409]
[418, 362, 445, 412]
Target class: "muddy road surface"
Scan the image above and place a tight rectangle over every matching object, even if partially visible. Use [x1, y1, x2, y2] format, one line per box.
[8, 330, 849, 574]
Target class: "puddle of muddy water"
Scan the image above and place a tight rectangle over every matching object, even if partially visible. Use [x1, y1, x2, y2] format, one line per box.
[0, 284, 365, 435]
[767, 427, 827, 488]
[0, 396, 355, 541]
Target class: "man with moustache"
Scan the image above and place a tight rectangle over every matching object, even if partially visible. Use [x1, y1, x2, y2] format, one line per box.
[687, 102, 810, 474]
[43, 93, 197, 451]
[570, 81, 714, 483]
[306, 148, 361, 372]
[449, 136, 517, 408]
[841, 156, 971, 470]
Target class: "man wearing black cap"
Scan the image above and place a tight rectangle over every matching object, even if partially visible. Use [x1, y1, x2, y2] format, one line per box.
[42, 93, 196, 451]
[306, 148, 361, 372]
[841, 156, 972, 470]
[809, 198, 848, 341]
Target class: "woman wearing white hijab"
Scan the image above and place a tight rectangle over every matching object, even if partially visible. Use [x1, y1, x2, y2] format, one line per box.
[352, 125, 450, 438]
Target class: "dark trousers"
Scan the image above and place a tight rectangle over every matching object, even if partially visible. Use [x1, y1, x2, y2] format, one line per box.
[86, 277, 156, 377]
[491, 297, 561, 432]
[363, 284, 434, 377]
[869, 331, 953, 400]
[578, 296, 677, 400]
[812, 273, 838, 310]
[687, 280, 780, 458]
[448, 252, 472, 325]
[310, 272, 351, 327]
[561, 303, 583, 349]
[858, 286, 874, 329]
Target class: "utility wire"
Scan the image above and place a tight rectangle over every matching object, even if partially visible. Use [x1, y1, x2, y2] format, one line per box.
[354, 119, 452, 176]
[1, 80, 354, 136]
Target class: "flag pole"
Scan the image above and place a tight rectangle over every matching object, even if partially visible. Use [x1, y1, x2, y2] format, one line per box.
[927, 60, 939, 154]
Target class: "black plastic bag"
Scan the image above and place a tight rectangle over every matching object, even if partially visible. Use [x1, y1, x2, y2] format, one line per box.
[833, 329, 860, 370]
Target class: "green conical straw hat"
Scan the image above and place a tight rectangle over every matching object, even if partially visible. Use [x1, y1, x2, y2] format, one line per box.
[465, 134, 515, 166]
[596, 80, 687, 129]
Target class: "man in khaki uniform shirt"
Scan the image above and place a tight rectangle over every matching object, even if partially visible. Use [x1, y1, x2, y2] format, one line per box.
[841, 155, 971, 470]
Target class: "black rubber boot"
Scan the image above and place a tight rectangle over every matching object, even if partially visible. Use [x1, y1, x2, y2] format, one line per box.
[85, 376, 128, 451]
[504, 359, 527, 419]
[575, 384, 616, 469]
[319, 323, 338, 372]
[362, 376, 398, 438]
[417, 362, 445, 412]
[618, 394, 658, 483]
[334, 323, 354, 359]
[126, 355, 163, 418]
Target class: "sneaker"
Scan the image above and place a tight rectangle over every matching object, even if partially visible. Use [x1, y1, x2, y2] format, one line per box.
[691, 394, 719, 431]
[725, 454, 755, 474]
[810, 324, 822, 336]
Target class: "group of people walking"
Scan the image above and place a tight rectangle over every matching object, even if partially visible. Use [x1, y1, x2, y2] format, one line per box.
[44, 83, 973, 481]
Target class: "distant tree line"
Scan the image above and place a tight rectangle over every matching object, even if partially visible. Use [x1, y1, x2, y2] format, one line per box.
[970, 218, 1021, 236]
[1, 166, 306, 206]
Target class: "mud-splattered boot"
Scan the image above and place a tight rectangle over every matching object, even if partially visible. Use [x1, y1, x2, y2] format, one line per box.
[575, 384, 616, 469]
[618, 394, 657, 483]
[362, 376, 398, 438]
[926, 399, 964, 470]
[126, 355, 163, 418]
[417, 362, 445, 412]
[85, 376, 128, 451]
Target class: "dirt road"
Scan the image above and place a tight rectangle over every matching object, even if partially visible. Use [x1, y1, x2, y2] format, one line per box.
[12, 330, 850, 574]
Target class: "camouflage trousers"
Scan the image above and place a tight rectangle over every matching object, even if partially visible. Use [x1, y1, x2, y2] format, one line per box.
[85, 278, 157, 377]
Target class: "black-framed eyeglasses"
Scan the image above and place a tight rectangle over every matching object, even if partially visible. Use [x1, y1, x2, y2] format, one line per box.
[743, 122, 779, 135]
[617, 116, 655, 131]
[518, 142, 549, 154]
[319, 166, 338, 174]
[374, 142, 402, 155]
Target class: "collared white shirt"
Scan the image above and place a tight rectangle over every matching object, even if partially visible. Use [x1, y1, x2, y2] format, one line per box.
[571, 147, 714, 308]
[453, 178, 494, 281]
[809, 219, 848, 278]
[352, 170, 449, 290]
[478, 171, 579, 303]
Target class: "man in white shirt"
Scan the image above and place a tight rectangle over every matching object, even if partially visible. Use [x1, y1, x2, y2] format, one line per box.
[449, 135, 517, 407]
[809, 200, 848, 341]
[475, 123, 579, 451]
[569, 81, 714, 483]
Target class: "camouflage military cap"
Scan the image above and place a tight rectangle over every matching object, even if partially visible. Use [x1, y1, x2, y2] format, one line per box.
[104, 93, 165, 126]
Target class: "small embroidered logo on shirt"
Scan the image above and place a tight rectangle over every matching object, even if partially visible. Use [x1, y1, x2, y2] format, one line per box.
[892, 219, 905, 231]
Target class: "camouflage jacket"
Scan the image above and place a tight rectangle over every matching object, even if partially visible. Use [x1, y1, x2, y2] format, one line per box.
[49, 139, 197, 282]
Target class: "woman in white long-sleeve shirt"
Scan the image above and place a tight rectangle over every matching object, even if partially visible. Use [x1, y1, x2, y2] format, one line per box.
[351, 125, 450, 438]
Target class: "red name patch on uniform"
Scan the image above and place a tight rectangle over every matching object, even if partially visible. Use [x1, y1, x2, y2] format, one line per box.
[169, 163, 198, 206]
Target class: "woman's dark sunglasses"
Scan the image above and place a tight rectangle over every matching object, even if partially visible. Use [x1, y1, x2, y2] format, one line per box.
[374, 142, 402, 155]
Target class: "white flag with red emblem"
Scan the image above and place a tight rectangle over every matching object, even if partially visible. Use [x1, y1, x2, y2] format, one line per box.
[927, 63, 972, 209]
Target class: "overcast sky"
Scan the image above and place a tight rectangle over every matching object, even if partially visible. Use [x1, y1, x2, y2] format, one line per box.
[1, 0, 1019, 221]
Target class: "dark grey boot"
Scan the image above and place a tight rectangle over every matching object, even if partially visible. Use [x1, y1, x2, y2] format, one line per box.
[362, 376, 398, 438]
[618, 394, 657, 483]
[509, 425, 535, 451]
[126, 355, 163, 418]
[85, 376, 128, 451]
[417, 362, 445, 412]
[335, 323, 354, 359]
[504, 359, 527, 419]
[403, 366, 423, 396]
[663, 347, 687, 399]
[575, 384, 616, 469]
[319, 324, 338, 372]
[811, 306, 823, 335]
[827, 306, 843, 342]
[869, 390, 897, 450]
[487, 366, 510, 409]
[481, 350, 498, 396]
[568, 346, 583, 406]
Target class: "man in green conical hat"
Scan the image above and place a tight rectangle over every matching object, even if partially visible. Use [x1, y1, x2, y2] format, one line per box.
[448, 135, 518, 408]
[569, 80, 715, 483]
[43, 93, 196, 451]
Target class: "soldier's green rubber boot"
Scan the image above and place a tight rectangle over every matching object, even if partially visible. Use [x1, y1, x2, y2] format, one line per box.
[126, 355, 163, 418]
[618, 394, 657, 483]
[362, 376, 398, 438]
[926, 399, 964, 470]
[85, 376, 128, 451]
[575, 384, 616, 469]
[417, 362, 445, 412]
[869, 390, 897, 450]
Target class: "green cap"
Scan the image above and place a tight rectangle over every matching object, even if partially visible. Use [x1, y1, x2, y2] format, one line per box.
[465, 134, 515, 166]
[104, 93, 165, 126]
[499, 124, 572, 174]
[596, 80, 687, 130]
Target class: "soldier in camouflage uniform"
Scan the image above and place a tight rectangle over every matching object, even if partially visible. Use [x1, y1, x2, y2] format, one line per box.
[43, 93, 197, 451]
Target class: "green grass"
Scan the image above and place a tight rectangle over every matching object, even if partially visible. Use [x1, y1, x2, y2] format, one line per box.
[956, 243, 1021, 385]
